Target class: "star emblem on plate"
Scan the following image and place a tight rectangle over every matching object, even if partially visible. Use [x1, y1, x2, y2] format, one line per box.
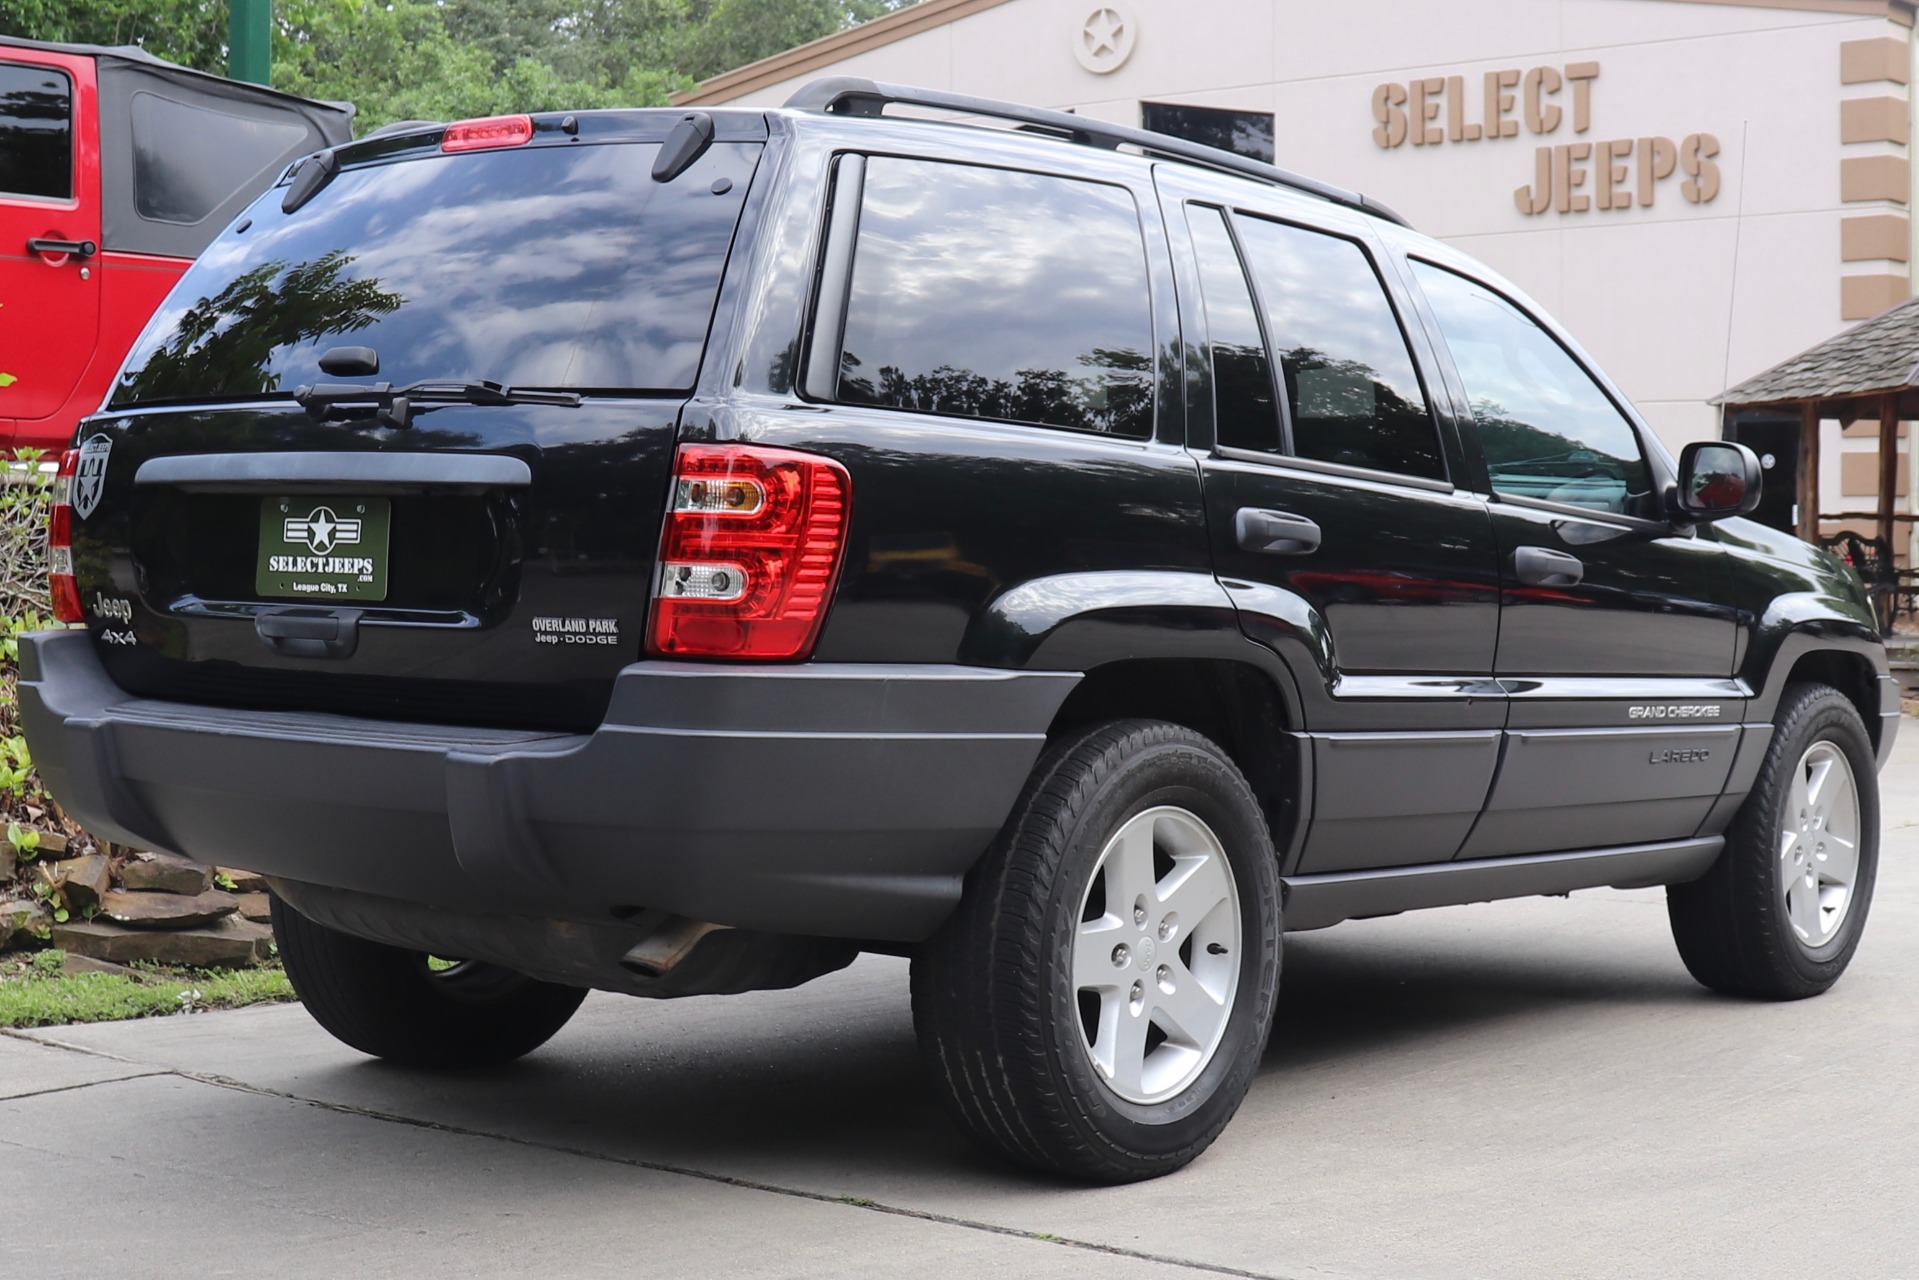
[305, 507, 338, 554]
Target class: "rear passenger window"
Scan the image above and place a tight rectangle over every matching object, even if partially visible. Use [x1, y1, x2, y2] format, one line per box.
[1233, 215, 1445, 480]
[1186, 205, 1280, 452]
[131, 92, 311, 225]
[0, 63, 72, 202]
[834, 156, 1155, 438]
[1411, 261, 1651, 517]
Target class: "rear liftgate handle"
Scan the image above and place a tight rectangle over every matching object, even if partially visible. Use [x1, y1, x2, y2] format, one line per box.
[256, 608, 362, 659]
[1235, 508, 1322, 556]
[1513, 545, 1585, 587]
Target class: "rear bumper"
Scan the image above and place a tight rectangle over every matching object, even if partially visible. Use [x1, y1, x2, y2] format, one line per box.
[20, 631, 1077, 942]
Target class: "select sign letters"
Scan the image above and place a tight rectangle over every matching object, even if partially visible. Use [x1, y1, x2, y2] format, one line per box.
[1370, 62, 1721, 216]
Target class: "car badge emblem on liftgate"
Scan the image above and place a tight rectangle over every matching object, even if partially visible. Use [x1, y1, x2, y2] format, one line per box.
[70, 435, 111, 521]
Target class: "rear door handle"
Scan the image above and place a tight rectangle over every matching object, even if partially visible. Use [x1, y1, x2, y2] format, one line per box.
[1513, 545, 1584, 587]
[1235, 508, 1321, 555]
[26, 237, 96, 260]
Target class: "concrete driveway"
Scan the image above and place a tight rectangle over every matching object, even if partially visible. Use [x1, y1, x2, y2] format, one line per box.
[5, 725, 1916, 1280]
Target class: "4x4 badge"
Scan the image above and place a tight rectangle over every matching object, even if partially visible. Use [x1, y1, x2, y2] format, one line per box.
[71, 434, 110, 521]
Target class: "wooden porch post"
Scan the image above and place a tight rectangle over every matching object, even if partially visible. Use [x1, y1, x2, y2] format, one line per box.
[1880, 393, 1900, 549]
[1798, 400, 1821, 543]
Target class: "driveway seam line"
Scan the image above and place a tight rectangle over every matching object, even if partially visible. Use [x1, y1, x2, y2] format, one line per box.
[177, 1067, 1308, 1280]
[1, 1028, 1317, 1279]
[0, 1070, 172, 1103]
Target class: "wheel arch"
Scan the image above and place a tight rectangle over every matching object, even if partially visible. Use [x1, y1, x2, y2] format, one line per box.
[1044, 657, 1309, 871]
[1745, 608, 1896, 766]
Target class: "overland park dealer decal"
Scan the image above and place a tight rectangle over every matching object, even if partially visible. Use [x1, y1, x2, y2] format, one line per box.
[532, 616, 622, 646]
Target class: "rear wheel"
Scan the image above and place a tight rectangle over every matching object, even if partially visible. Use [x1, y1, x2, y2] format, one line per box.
[912, 720, 1282, 1182]
[1668, 682, 1880, 1000]
[271, 897, 587, 1066]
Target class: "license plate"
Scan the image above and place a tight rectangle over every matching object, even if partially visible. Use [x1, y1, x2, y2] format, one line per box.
[256, 496, 391, 602]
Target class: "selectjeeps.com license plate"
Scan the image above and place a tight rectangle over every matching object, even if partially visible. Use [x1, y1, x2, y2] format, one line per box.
[256, 496, 391, 602]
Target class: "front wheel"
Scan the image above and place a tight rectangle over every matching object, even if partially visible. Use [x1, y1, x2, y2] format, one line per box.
[272, 897, 588, 1066]
[912, 720, 1282, 1182]
[1668, 682, 1880, 1000]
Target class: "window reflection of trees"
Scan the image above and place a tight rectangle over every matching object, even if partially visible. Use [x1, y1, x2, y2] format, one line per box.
[839, 346, 1153, 437]
[1469, 396, 1641, 514]
[118, 251, 403, 404]
[1279, 345, 1444, 479]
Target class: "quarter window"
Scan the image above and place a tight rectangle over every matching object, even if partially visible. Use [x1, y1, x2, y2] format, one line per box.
[835, 156, 1155, 438]
[0, 63, 73, 202]
[1233, 215, 1445, 480]
[1412, 261, 1651, 516]
[132, 92, 310, 225]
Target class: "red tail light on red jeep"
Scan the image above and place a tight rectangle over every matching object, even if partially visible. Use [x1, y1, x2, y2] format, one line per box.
[649, 444, 851, 661]
[441, 115, 535, 153]
[47, 448, 83, 624]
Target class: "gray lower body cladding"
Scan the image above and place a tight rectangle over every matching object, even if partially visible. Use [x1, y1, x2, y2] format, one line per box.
[19, 631, 1079, 943]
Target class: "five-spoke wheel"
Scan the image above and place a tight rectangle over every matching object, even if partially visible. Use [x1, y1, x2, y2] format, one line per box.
[1073, 806, 1241, 1105]
[913, 719, 1281, 1182]
[1670, 682, 1880, 1000]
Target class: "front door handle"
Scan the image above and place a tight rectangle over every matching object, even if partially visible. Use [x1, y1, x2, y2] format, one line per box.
[1513, 545, 1584, 587]
[26, 237, 96, 260]
[1235, 508, 1321, 555]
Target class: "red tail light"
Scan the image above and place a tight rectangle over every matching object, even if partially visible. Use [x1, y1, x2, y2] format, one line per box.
[649, 444, 851, 661]
[47, 448, 82, 623]
[441, 115, 534, 153]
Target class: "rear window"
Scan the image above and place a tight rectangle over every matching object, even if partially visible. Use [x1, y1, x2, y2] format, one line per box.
[0, 62, 72, 202]
[132, 92, 313, 225]
[111, 140, 760, 407]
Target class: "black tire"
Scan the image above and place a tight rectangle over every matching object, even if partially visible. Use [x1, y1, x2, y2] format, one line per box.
[912, 719, 1282, 1182]
[1668, 682, 1880, 1000]
[271, 897, 588, 1066]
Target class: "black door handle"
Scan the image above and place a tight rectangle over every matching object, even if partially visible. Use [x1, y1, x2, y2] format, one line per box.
[256, 607, 361, 658]
[26, 237, 97, 260]
[1235, 508, 1321, 555]
[1513, 545, 1584, 587]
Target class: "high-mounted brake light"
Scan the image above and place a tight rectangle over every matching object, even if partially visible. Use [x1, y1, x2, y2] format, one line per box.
[441, 115, 535, 153]
[649, 444, 851, 661]
[47, 448, 83, 624]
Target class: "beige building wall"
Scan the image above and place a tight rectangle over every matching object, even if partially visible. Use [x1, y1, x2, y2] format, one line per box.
[685, 0, 1917, 506]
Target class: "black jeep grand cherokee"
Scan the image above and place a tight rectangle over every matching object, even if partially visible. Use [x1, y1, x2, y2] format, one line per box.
[22, 80, 1898, 1182]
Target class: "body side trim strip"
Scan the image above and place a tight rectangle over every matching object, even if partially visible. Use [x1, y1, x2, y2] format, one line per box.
[1282, 836, 1724, 931]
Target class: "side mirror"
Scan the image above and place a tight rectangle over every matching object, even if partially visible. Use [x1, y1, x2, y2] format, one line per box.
[1676, 440, 1763, 521]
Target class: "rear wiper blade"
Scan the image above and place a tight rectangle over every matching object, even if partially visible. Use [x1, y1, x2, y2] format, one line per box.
[291, 378, 582, 428]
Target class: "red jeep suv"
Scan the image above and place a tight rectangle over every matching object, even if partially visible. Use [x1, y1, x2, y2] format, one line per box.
[0, 36, 350, 451]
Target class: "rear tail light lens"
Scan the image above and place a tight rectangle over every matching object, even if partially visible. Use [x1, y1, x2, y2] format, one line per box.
[649, 444, 851, 660]
[47, 448, 82, 623]
[441, 115, 535, 152]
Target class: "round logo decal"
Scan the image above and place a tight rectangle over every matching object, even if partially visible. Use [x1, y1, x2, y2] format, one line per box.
[1073, 5, 1137, 75]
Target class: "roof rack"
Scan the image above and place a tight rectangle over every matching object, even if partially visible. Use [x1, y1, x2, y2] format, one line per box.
[783, 77, 1410, 229]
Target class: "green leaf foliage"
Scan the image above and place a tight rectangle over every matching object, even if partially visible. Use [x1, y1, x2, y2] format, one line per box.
[0, 1, 912, 132]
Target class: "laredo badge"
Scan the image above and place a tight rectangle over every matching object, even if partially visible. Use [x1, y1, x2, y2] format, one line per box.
[71, 434, 111, 520]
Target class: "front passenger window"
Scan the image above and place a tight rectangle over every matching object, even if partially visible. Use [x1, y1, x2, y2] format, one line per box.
[1412, 261, 1651, 517]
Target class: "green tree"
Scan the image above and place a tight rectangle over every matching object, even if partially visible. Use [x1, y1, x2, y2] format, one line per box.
[0, 0, 224, 71]
[0, 0, 913, 132]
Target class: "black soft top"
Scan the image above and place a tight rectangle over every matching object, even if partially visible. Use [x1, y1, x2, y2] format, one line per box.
[1, 35, 355, 259]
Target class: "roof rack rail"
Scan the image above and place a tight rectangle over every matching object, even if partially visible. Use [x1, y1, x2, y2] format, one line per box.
[782, 77, 1410, 229]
